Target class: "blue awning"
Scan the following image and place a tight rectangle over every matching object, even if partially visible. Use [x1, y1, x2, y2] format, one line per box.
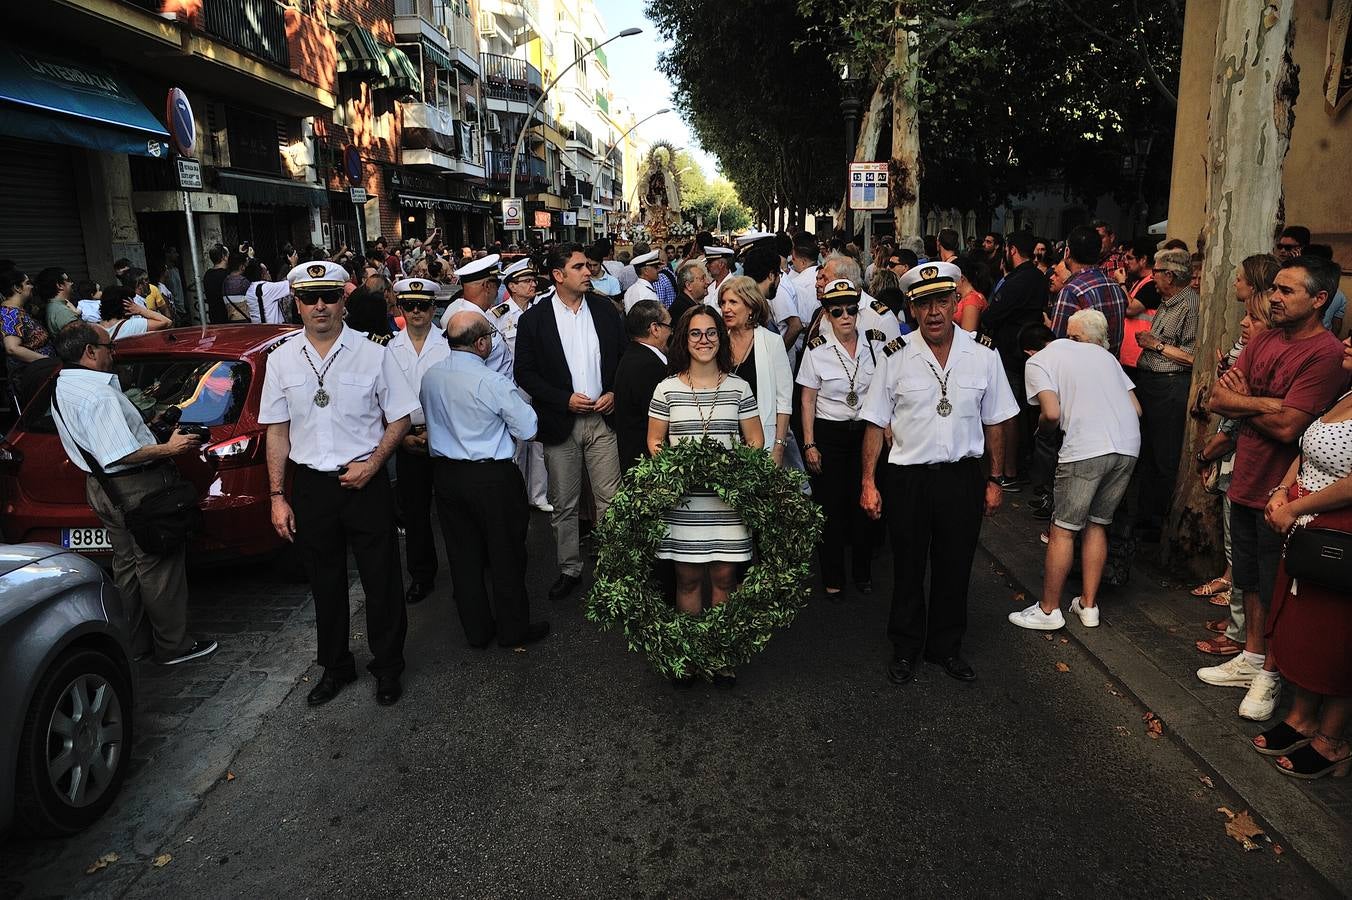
[0, 42, 170, 158]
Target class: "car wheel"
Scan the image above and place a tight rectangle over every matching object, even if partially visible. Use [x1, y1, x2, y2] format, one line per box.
[13, 648, 133, 837]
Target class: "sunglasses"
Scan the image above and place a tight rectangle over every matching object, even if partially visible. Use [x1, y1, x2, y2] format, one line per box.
[825, 304, 860, 318]
[295, 294, 341, 306]
[400, 300, 434, 311]
[688, 328, 720, 343]
[887, 259, 903, 267]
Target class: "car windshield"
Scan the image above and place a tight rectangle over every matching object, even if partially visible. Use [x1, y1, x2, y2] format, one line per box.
[116, 358, 251, 426]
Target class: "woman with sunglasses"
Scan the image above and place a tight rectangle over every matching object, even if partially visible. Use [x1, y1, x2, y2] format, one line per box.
[797, 278, 887, 599]
[648, 306, 764, 688]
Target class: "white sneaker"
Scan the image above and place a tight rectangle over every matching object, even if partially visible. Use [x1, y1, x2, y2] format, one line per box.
[1008, 602, 1065, 631]
[1197, 654, 1261, 688]
[1070, 597, 1099, 627]
[1238, 673, 1282, 721]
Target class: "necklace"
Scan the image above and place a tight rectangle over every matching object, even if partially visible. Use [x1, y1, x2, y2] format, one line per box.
[301, 345, 343, 407]
[830, 341, 862, 408]
[924, 359, 953, 417]
[730, 330, 752, 375]
[682, 372, 726, 436]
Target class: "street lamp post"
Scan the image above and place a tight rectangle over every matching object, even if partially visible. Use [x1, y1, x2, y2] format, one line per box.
[839, 64, 862, 242]
[508, 26, 642, 241]
[588, 107, 671, 243]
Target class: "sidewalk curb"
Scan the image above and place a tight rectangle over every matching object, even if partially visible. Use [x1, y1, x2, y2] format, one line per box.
[980, 523, 1352, 896]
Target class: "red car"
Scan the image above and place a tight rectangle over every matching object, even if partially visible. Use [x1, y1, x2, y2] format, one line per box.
[0, 325, 298, 563]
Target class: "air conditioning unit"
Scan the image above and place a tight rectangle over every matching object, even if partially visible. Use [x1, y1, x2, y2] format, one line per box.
[570, 194, 585, 207]
[485, 113, 501, 133]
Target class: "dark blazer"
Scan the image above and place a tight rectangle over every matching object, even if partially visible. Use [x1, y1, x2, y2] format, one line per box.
[612, 341, 668, 470]
[514, 292, 625, 445]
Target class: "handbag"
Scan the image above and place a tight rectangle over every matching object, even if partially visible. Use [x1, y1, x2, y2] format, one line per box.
[224, 294, 252, 322]
[51, 389, 203, 555]
[1283, 526, 1352, 593]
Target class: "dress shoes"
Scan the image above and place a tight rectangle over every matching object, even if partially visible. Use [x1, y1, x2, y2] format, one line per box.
[886, 655, 916, 685]
[499, 621, 550, 648]
[405, 581, 433, 605]
[375, 674, 403, 706]
[928, 654, 977, 681]
[306, 670, 357, 707]
[548, 573, 582, 602]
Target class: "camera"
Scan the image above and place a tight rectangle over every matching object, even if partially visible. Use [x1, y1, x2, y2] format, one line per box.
[178, 424, 211, 442]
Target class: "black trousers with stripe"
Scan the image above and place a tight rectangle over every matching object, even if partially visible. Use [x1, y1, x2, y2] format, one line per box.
[396, 445, 438, 585]
[809, 418, 881, 589]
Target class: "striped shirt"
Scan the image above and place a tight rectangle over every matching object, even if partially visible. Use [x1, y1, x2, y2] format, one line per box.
[51, 368, 157, 474]
[648, 374, 758, 447]
[1135, 286, 1199, 374]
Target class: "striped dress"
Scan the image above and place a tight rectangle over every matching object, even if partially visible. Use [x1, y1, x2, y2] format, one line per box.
[649, 374, 759, 563]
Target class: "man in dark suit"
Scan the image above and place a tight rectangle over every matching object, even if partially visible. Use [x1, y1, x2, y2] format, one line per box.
[613, 299, 672, 470]
[669, 259, 712, 324]
[514, 242, 626, 601]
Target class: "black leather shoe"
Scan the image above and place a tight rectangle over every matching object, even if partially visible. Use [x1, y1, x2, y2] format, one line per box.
[929, 654, 977, 682]
[306, 670, 356, 707]
[548, 573, 582, 602]
[499, 621, 550, 648]
[375, 675, 403, 706]
[886, 655, 916, 685]
[405, 581, 433, 605]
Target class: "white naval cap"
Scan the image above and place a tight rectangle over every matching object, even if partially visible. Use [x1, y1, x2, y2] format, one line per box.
[502, 257, 537, 280]
[735, 230, 774, 247]
[899, 261, 961, 301]
[630, 250, 661, 269]
[703, 246, 734, 259]
[286, 260, 348, 292]
[392, 277, 438, 302]
[456, 253, 501, 284]
[820, 278, 861, 304]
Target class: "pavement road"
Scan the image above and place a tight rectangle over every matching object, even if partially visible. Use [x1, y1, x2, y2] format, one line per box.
[15, 511, 1320, 899]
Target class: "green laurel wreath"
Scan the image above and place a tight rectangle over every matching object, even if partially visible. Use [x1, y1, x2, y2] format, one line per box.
[585, 438, 824, 680]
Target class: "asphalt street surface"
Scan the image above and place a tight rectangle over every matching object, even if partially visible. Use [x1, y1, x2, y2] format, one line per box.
[59, 509, 1315, 900]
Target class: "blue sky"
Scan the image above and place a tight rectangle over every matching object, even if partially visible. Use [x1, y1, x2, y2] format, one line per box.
[593, 0, 719, 178]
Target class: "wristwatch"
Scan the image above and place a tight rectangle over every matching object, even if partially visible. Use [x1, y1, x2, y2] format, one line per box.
[774, 437, 790, 447]
[987, 475, 1004, 485]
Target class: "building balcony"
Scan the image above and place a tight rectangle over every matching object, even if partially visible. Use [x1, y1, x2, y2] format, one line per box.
[402, 101, 457, 155]
[479, 0, 541, 43]
[481, 53, 543, 101]
[567, 124, 595, 158]
[202, 0, 289, 70]
[486, 151, 548, 190]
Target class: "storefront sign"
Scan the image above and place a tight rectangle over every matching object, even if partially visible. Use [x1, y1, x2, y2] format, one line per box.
[175, 157, 202, 190]
[533, 210, 553, 229]
[561, 211, 578, 226]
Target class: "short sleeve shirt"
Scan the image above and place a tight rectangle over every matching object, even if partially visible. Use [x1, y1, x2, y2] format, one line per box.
[796, 329, 886, 422]
[649, 374, 758, 449]
[1024, 339, 1141, 462]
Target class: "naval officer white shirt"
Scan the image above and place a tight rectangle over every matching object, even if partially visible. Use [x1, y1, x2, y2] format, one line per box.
[386, 325, 451, 427]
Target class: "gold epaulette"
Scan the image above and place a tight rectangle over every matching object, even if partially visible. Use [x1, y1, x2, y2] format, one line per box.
[871, 298, 889, 315]
[366, 332, 392, 346]
[883, 336, 907, 356]
[865, 328, 886, 343]
[491, 302, 511, 318]
[806, 334, 827, 350]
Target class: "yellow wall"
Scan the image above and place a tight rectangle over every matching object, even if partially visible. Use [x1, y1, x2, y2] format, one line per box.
[1167, 0, 1352, 295]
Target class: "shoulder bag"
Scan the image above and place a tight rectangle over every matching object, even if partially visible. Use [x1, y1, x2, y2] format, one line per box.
[1281, 483, 1352, 595]
[51, 389, 202, 555]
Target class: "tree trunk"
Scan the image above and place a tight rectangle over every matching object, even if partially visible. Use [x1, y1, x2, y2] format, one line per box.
[890, 7, 921, 237]
[1164, 0, 1298, 575]
[833, 63, 895, 233]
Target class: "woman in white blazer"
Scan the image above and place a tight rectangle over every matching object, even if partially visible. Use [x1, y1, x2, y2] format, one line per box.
[716, 275, 793, 466]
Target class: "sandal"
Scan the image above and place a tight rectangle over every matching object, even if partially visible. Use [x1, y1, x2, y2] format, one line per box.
[1191, 576, 1232, 596]
[1195, 634, 1243, 655]
[1208, 590, 1232, 608]
[1253, 722, 1314, 757]
[1205, 618, 1228, 634]
[1275, 737, 1351, 779]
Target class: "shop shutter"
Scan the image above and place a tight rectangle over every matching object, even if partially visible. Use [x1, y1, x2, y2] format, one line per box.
[0, 139, 89, 281]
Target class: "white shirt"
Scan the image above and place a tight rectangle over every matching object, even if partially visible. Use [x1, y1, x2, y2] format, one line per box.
[551, 295, 603, 400]
[1025, 339, 1141, 463]
[440, 297, 513, 376]
[491, 297, 537, 358]
[109, 317, 148, 340]
[387, 325, 451, 427]
[706, 271, 732, 308]
[643, 342, 668, 366]
[769, 279, 800, 333]
[789, 265, 818, 322]
[623, 277, 659, 312]
[77, 299, 102, 322]
[248, 280, 293, 324]
[862, 325, 1019, 466]
[51, 368, 158, 474]
[257, 325, 421, 471]
[609, 259, 637, 292]
[796, 328, 885, 422]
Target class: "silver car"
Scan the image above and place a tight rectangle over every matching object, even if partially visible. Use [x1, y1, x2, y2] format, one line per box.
[0, 543, 135, 839]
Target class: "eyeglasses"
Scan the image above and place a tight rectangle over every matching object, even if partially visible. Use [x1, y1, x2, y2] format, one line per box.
[400, 300, 433, 311]
[295, 294, 341, 306]
[90, 341, 115, 351]
[826, 304, 860, 318]
[653, 321, 672, 330]
[887, 259, 903, 268]
[688, 328, 720, 343]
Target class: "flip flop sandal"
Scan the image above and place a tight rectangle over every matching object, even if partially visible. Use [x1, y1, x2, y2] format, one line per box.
[1191, 576, 1232, 596]
[1208, 590, 1232, 607]
[1252, 722, 1314, 757]
[1205, 618, 1228, 633]
[1275, 743, 1352, 779]
[1195, 634, 1243, 655]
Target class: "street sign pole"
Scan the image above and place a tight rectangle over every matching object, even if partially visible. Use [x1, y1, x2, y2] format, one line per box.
[165, 88, 206, 329]
[344, 145, 366, 253]
[182, 190, 205, 328]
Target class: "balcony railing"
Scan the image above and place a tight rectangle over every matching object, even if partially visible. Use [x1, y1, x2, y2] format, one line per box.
[569, 123, 594, 149]
[486, 151, 548, 186]
[202, 0, 290, 70]
[481, 53, 542, 100]
[394, 0, 449, 28]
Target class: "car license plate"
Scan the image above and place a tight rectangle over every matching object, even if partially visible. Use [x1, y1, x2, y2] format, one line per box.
[62, 527, 113, 551]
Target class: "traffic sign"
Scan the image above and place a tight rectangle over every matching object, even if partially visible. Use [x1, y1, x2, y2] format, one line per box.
[165, 87, 195, 157]
[349, 187, 368, 204]
[175, 157, 202, 191]
[848, 162, 890, 211]
[343, 145, 363, 185]
[502, 199, 522, 229]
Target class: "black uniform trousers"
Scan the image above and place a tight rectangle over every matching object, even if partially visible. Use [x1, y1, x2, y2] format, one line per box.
[809, 418, 881, 589]
[433, 457, 531, 647]
[395, 445, 438, 585]
[883, 457, 984, 661]
[1133, 369, 1190, 530]
[291, 465, 407, 678]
